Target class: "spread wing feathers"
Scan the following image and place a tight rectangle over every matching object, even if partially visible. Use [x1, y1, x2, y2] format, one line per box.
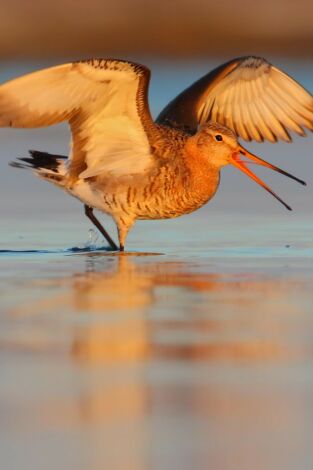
[0, 59, 154, 178]
[157, 56, 313, 143]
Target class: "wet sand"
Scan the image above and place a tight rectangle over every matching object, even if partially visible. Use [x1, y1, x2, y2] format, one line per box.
[1, 59, 313, 469]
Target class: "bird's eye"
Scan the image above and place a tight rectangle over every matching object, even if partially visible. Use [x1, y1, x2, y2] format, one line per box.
[215, 134, 223, 142]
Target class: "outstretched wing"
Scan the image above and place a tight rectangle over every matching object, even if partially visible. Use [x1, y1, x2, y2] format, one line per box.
[0, 59, 155, 179]
[157, 56, 313, 143]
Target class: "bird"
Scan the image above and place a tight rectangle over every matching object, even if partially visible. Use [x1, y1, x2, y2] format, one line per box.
[2, 56, 313, 251]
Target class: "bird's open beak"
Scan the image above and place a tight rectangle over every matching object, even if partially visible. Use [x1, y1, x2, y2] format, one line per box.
[230, 145, 306, 211]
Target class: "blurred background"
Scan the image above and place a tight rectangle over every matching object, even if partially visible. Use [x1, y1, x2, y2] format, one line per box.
[0, 0, 313, 59]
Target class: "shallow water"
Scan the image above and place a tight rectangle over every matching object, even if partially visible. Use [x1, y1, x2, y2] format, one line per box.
[1, 59, 313, 469]
[1, 216, 313, 470]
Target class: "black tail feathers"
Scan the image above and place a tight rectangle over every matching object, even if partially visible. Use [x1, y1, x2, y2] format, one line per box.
[10, 150, 67, 172]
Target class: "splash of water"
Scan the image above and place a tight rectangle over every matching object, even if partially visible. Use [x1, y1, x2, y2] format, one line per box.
[84, 228, 100, 251]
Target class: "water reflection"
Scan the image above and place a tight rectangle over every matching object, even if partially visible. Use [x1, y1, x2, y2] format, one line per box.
[6, 253, 312, 364]
[2, 253, 313, 469]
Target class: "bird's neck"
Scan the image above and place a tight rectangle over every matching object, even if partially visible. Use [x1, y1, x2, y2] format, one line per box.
[183, 138, 220, 199]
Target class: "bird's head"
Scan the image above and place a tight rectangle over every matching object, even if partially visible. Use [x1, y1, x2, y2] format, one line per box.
[193, 122, 238, 168]
[189, 121, 306, 210]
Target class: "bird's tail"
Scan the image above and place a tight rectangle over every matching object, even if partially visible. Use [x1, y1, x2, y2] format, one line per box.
[10, 150, 68, 187]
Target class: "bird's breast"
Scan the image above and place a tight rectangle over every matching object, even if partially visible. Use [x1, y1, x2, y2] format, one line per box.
[104, 163, 219, 220]
[71, 158, 220, 222]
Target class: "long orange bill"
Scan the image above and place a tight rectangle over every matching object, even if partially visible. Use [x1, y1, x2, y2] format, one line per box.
[230, 145, 306, 211]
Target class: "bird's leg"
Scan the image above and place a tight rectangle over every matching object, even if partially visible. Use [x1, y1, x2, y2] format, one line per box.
[116, 218, 134, 252]
[84, 205, 118, 251]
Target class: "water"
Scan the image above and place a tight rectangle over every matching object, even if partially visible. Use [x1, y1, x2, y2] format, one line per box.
[1, 59, 313, 470]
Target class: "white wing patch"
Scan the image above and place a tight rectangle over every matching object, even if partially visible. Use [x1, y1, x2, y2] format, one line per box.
[0, 59, 154, 178]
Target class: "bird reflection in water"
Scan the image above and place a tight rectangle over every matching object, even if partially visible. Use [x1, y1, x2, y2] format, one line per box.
[8, 253, 308, 365]
[4, 253, 313, 470]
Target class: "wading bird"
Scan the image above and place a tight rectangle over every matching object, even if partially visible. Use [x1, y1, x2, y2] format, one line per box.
[3, 56, 313, 250]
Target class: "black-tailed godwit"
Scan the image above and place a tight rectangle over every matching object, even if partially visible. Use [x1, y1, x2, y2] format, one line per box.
[4, 56, 312, 250]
